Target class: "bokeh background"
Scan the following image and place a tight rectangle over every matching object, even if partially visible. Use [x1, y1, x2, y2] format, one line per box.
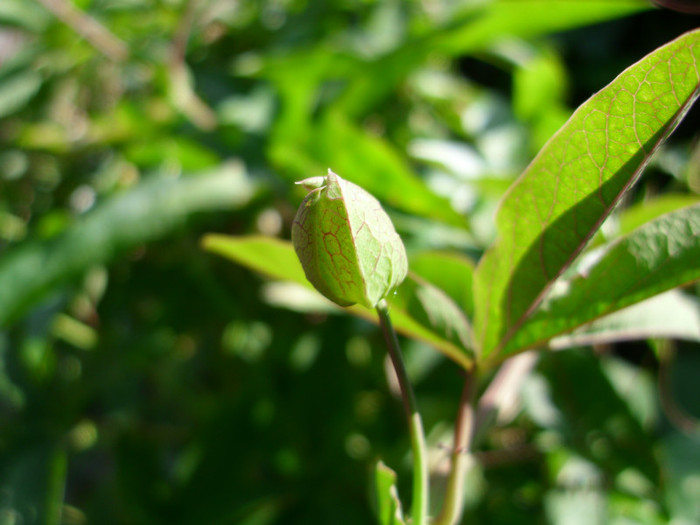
[1, 1, 699, 524]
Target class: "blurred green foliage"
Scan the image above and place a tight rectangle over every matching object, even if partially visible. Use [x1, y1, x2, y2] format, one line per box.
[1, 1, 699, 524]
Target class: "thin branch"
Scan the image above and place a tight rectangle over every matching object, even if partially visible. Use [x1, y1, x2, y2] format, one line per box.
[170, 0, 200, 66]
[37, 0, 128, 62]
[433, 371, 477, 525]
[434, 352, 538, 525]
[168, 0, 217, 130]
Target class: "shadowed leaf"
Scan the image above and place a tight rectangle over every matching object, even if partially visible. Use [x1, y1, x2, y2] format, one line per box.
[508, 204, 700, 352]
[549, 290, 700, 350]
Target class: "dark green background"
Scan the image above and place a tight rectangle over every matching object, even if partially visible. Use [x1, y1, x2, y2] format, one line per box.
[1, 1, 699, 523]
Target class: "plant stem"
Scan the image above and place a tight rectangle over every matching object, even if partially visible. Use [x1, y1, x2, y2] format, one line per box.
[473, 352, 537, 447]
[433, 371, 477, 525]
[37, 0, 129, 61]
[376, 299, 429, 525]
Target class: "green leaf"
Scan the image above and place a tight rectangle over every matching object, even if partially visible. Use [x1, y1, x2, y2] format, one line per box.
[590, 193, 700, 247]
[548, 290, 700, 350]
[513, 47, 571, 151]
[205, 235, 309, 285]
[473, 28, 700, 360]
[316, 113, 468, 227]
[506, 203, 700, 353]
[372, 461, 406, 525]
[270, 111, 467, 228]
[338, 1, 649, 117]
[202, 234, 473, 368]
[292, 170, 408, 309]
[0, 0, 51, 31]
[513, 49, 568, 123]
[429, 1, 649, 56]
[393, 275, 473, 352]
[0, 164, 255, 327]
[409, 250, 475, 319]
[617, 193, 700, 235]
[0, 70, 42, 119]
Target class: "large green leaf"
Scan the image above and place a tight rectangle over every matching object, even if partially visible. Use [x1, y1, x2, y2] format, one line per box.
[506, 204, 700, 353]
[473, 28, 700, 360]
[202, 235, 474, 369]
[0, 165, 255, 327]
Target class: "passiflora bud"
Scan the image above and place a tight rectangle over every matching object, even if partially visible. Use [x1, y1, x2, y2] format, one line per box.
[292, 169, 408, 308]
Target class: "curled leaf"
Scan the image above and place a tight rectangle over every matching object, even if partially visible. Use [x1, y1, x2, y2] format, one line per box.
[292, 169, 408, 308]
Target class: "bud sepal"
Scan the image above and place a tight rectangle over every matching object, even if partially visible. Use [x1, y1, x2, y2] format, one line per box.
[292, 169, 408, 308]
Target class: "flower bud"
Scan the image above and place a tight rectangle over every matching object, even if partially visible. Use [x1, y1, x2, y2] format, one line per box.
[292, 169, 408, 308]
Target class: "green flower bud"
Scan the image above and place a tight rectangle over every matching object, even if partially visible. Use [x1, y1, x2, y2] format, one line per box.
[292, 169, 408, 308]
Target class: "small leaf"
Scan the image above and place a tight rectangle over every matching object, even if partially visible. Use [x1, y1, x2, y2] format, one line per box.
[292, 169, 408, 309]
[372, 461, 406, 525]
[513, 47, 571, 150]
[549, 290, 700, 350]
[0, 70, 42, 119]
[616, 194, 700, 236]
[394, 275, 473, 352]
[473, 28, 700, 360]
[409, 251, 475, 318]
[202, 235, 473, 368]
